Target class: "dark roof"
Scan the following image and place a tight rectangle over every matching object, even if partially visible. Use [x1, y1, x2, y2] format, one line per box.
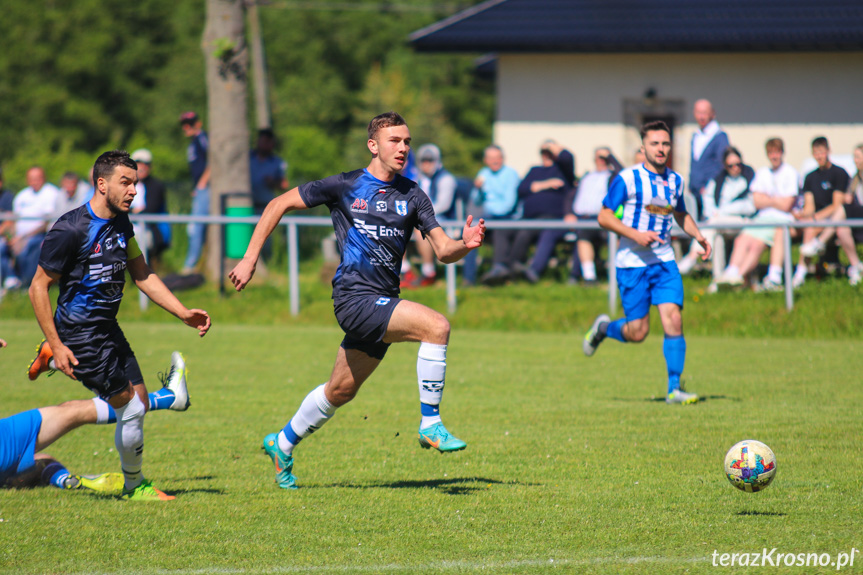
[410, 0, 863, 53]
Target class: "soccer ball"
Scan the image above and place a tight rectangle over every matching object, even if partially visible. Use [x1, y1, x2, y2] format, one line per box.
[724, 440, 777, 492]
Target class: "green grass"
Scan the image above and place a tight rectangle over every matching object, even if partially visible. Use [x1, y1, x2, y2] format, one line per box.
[1, 318, 861, 574]
[1, 261, 862, 338]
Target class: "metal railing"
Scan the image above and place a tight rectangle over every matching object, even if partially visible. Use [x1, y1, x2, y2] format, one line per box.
[2, 213, 862, 314]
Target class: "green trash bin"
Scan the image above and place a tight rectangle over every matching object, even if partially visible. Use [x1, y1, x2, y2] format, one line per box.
[225, 206, 254, 259]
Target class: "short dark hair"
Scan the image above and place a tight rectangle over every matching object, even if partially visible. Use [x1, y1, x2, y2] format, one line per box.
[93, 150, 137, 185]
[368, 111, 407, 140]
[722, 146, 743, 163]
[62, 171, 79, 181]
[812, 136, 829, 149]
[258, 128, 275, 140]
[640, 120, 671, 140]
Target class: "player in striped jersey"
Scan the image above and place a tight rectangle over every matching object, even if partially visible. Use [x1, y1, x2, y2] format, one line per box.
[583, 121, 711, 404]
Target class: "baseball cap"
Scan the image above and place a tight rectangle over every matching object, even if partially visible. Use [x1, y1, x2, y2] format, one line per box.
[131, 149, 153, 164]
[179, 111, 199, 124]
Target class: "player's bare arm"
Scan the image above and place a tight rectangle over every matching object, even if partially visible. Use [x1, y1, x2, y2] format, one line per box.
[127, 254, 211, 337]
[597, 206, 663, 247]
[229, 188, 309, 291]
[28, 266, 78, 379]
[425, 215, 486, 264]
[673, 210, 711, 261]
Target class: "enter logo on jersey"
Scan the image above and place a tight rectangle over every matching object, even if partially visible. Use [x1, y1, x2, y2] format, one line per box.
[644, 196, 673, 216]
[395, 200, 407, 216]
[354, 220, 405, 240]
[351, 198, 369, 214]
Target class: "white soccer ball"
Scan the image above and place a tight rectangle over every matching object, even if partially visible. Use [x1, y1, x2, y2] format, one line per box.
[724, 440, 777, 492]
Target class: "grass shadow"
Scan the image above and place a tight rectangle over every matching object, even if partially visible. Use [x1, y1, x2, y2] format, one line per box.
[736, 510, 786, 517]
[317, 476, 535, 496]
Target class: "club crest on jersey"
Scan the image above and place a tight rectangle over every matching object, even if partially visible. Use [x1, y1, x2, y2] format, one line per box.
[117, 234, 126, 249]
[351, 198, 369, 214]
[395, 200, 407, 216]
[376, 200, 387, 212]
[645, 196, 673, 216]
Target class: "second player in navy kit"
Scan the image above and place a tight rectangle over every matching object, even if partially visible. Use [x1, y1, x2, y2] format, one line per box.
[29, 150, 211, 501]
[229, 112, 486, 489]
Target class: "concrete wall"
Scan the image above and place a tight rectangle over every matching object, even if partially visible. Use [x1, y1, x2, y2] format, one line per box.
[494, 53, 863, 181]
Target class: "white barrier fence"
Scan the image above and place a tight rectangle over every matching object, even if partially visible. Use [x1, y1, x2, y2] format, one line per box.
[2, 214, 862, 314]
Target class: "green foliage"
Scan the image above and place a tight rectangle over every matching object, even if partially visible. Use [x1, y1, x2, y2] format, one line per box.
[1, 320, 861, 573]
[0, 1, 492, 189]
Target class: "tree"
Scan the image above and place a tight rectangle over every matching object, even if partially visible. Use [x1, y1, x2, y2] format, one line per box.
[203, 0, 250, 280]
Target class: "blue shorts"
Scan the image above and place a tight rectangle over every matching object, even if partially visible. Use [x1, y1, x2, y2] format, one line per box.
[0, 409, 42, 484]
[333, 294, 401, 360]
[616, 261, 684, 322]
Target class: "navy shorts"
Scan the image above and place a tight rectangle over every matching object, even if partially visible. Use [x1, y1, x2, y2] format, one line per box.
[0, 409, 42, 484]
[616, 260, 684, 322]
[59, 323, 144, 400]
[333, 294, 401, 360]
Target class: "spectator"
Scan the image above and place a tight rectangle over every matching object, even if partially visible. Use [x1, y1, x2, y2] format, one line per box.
[131, 149, 171, 265]
[717, 138, 798, 288]
[481, 140, 575, 285]
[179, 111, 210, 274]
[0, 170, 15, 289]
[565, 147, 622, 284]
[689, 99, 730, 220]
[52, 172, 88, 225]
[678, 146, 756, 286]
[462, 144, 520, 285]
[787, 137, 850, 287]
[402, 144, 458, 287]
[250, 128, 289, 215]
[10, 167, 59, 288]
[796, 143, 863, 286]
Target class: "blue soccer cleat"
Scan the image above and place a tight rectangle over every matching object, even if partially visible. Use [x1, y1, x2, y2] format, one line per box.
[418, 422, 466, 453]
[262, 433, 297, 489]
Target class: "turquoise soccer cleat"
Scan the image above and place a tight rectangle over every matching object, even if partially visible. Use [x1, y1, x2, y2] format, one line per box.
[262, 433, 297, 489]
[417, 422, 467, 453]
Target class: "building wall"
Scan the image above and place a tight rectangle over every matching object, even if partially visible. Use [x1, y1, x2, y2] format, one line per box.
[494, 53, 863, 180]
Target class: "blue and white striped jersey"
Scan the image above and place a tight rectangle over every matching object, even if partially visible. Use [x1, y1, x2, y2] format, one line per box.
[602, 164, 687, 268]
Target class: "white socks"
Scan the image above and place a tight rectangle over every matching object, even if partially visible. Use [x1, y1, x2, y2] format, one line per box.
[581, 261, 597, 281]
[114, 393, 146, 491]
[418, 342, 447, 428]
[767, 264, 783, 283]
[278, 384, 336, 455]
[92, 397, 112, 424]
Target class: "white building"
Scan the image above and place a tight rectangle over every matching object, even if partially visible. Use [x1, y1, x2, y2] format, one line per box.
[411, 0, 863, 179]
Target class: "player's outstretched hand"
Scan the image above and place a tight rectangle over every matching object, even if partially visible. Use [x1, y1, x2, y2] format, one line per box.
[462, 215, 486, 249]
[0, 338, 6, 348]
[696, 236, 713, 261]
[228, 258, 256, 292]
[183, 309, 211, 337]
[53, 343, 79, 380]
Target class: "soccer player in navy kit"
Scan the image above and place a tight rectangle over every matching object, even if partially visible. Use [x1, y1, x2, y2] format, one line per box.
[28, 150, 211, 501]
[583, 121, 711, 404]
[229, 112, 486, 489]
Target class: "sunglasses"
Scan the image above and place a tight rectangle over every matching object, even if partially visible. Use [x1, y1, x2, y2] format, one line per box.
[725, 162, 742, 169]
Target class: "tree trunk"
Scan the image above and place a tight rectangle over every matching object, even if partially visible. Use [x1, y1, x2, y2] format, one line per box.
[203, 0, 250, 282]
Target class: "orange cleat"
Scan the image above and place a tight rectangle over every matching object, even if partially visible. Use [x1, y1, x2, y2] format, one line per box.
[28, 340, 55, 381]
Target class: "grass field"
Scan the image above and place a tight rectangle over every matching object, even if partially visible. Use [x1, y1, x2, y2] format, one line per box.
[1, 315, 861, 574]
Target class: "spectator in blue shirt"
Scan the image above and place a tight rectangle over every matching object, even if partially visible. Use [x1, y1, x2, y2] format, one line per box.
[250, 129, 289, 214]
[690, 99, 729, 220]
[462, 145, 520, 285]
[179, 111, 210, 274]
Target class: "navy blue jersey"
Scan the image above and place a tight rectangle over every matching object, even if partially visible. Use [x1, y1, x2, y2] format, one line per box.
[299, 169, 440, 298]
[38, 203, 135, 331]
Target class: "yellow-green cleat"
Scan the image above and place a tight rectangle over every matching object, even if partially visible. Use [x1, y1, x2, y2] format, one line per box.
[121, 479, 175, 501]
[78, 473, 125, 495]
